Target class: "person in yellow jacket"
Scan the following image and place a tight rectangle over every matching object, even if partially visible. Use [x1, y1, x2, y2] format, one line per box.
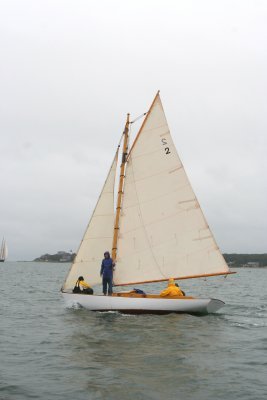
[160, 278, 185, 297]
[73, 276, 94, 294]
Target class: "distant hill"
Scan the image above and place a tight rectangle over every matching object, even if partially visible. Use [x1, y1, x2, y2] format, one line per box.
[223, 253, 267, 268]
[34, 251, 76, 263]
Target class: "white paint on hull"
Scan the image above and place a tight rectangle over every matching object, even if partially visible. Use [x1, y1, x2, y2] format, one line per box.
[62, 293, 224, 315]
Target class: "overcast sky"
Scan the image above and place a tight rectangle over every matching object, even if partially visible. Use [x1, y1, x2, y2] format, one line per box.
[1, 0, 266, 260]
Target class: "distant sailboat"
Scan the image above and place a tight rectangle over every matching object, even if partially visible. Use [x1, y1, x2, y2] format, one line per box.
[0, 238, 8, 262]
[62, 92, 234, 314]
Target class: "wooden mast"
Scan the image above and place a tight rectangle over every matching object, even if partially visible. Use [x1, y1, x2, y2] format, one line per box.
[112, 113, 130, 262]
[112, 93, 158, 261]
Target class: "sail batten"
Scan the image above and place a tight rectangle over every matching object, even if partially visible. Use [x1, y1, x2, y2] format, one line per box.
[114, 93, 230, 286]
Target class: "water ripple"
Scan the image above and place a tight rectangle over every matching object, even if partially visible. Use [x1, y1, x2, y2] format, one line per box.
[0, 263, 266, 400]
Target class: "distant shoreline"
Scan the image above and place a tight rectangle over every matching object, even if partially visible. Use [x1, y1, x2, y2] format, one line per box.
[7, 253, 267, 267]
[223, 253, 267, 268]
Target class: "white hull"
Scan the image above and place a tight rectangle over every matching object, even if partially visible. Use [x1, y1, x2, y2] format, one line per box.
[62, 292, 224, 315]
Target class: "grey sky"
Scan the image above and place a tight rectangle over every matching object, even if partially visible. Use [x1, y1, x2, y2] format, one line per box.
[1, 0, 266, 260]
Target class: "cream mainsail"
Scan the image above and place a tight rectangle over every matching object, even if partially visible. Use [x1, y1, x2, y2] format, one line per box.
[114, 93, 230, 285]
[62, 150, 118, 290]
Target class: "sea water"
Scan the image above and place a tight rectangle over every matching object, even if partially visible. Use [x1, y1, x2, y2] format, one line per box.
[0, 262, 266, 400]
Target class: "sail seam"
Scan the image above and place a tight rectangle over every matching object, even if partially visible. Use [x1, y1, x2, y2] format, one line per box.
[130, 143, 170, 160]
[130, 156, 169, 280]
[127, 165, 184, 183]
[119, 208, 203, 235]
[122, 183, 197, 210]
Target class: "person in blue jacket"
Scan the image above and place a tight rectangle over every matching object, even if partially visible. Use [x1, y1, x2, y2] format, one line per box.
[100, 251, 115, 295]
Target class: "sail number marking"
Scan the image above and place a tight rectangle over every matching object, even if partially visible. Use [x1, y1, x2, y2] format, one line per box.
[161, 138, 171, 155]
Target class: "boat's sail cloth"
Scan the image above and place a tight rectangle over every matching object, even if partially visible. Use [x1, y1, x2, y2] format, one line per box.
[62, 151, 118, 290]
[62, 93, 230, 291]
[0, 238, 7, 261]
[114, 94, 230, 285]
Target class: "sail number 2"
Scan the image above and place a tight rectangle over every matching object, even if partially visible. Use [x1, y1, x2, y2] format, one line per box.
[161, 138, 171, 155]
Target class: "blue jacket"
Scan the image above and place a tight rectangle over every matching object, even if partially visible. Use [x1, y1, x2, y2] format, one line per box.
[100, 257, 114, 279]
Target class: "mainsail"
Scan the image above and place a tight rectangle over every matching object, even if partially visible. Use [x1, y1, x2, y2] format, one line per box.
[114, 93, 230, 285]
[62, 150, 118, 290]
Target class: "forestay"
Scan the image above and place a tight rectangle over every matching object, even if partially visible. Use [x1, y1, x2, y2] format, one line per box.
[62, 151, 118, 290]
[114, 93, 230, 286]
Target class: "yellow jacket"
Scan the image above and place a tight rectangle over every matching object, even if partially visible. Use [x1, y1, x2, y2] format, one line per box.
[160, 283, 184, 297]
[79, 280, 91, 289]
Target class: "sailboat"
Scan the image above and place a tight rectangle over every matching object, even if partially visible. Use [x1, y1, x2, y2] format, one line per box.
[0, 238, 8, 262]
[62, 92, 234, 315]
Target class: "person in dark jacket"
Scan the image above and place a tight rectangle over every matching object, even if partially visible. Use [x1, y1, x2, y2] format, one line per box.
[100, 251, 114, 295]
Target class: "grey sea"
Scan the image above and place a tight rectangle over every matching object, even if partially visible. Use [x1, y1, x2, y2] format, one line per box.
[0, 262, 266, 400]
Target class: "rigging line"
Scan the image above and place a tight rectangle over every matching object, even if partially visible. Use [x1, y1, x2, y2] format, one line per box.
[130, 112, 147, 124]
[128, 123, 131, 155]
[117, 130, 124, 148]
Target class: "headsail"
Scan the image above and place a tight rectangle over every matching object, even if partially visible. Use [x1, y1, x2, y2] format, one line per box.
[114, 93, 230, 286]
[62, 150, 119, 290]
